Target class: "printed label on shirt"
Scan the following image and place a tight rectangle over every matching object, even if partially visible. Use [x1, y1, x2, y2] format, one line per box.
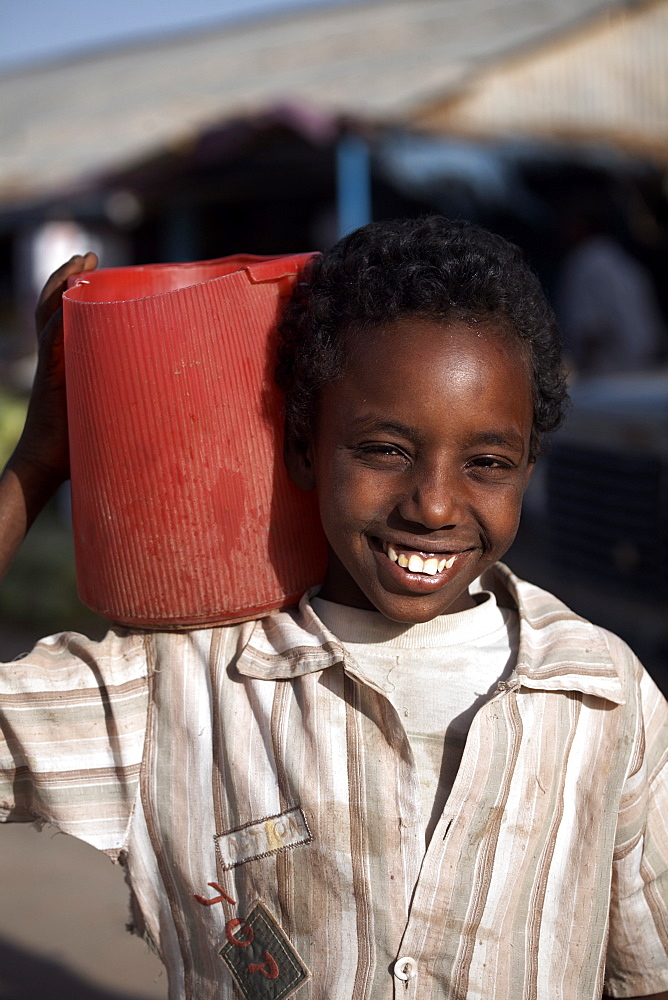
[215, 807, 312, 871]
[219, 899, 310, 1000]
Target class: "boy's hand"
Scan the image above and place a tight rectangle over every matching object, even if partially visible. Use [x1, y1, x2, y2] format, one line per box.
[10, 252, 98, 489]
[0, 253, 97, 582]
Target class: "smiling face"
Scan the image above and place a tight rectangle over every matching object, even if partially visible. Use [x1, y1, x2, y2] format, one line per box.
[289, 315, 535, 623]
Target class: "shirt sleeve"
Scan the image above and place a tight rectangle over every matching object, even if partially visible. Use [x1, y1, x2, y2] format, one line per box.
[0, 628, 149, 858]
[604, 660, 668, 998]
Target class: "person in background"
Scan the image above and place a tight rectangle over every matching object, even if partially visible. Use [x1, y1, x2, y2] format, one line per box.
[556, 198, 664, 375]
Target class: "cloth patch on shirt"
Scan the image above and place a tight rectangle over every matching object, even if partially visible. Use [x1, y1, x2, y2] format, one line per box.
[215, 807, 311, 871]
[219, 899, 310, 1000]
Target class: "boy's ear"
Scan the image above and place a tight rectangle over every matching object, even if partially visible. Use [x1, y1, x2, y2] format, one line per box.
[284, 432, 317, 491]
[523, 458, 536, 490]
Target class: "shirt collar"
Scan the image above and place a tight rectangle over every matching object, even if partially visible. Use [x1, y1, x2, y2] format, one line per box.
[236, 564, 625, 705]
[235, 588, 347, 680]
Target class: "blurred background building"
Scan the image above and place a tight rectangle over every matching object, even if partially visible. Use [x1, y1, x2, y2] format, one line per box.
[0, 0, 667, 996]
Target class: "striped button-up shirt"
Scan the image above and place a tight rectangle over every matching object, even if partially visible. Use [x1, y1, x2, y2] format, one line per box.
[1, 563, 667, 1000]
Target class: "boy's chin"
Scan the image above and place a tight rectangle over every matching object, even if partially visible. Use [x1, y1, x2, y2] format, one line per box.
[358, 583, 478, 623]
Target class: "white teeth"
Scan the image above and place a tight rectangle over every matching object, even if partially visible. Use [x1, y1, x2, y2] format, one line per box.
[383, 542, 460, 575]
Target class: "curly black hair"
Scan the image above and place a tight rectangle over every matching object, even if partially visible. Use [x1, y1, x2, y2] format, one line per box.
[276, 216, 568, 458]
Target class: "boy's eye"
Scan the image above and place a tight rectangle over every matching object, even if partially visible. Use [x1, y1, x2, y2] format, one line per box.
[354, 443, 410, 466]
[473, 456, 508, 466]
[468, 455, 515, 473]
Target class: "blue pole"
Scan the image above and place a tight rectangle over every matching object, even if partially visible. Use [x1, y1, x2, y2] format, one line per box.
[336, 134, 372, 238]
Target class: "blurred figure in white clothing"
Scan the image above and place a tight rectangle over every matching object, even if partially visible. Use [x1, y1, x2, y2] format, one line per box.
[557, 202, 664, 375]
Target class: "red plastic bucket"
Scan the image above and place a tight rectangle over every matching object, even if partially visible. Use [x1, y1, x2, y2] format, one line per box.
[62, 253, 328, 628]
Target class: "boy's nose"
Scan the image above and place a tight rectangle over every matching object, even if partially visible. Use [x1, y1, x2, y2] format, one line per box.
[396, 472, 463, 530]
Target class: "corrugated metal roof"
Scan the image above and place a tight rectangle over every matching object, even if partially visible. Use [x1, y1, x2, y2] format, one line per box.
[415, 0, 668, 162]
[0, 0, 618, 204]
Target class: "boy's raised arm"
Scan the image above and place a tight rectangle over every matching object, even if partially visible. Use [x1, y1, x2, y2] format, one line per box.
[0, 253, 97, 581]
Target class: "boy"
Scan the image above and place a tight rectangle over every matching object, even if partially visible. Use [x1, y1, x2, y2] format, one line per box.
[0, 218, 666, 1000]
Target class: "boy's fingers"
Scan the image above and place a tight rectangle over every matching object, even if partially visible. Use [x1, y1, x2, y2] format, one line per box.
[35, 252, 98, 337]
[40, 305, 64, 349]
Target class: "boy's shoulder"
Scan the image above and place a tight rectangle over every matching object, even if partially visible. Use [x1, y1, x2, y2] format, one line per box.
[1, 625, 148, 692]
[482, 562, 649, 706]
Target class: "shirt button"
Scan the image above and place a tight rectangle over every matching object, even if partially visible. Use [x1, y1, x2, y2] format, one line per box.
[394, 956, 417, 981]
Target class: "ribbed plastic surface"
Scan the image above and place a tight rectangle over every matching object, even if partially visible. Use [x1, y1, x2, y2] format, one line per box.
[62, 253, 328, 628]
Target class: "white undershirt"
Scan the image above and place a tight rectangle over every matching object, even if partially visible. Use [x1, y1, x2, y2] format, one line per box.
[310, 590, 519, 845]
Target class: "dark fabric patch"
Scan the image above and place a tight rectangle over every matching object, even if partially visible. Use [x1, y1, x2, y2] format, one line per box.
[219, 899, 310, 1000]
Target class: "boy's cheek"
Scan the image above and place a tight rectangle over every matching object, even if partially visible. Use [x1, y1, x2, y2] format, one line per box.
[482, 496, 525, 547]
[318, 463, 387, 520]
